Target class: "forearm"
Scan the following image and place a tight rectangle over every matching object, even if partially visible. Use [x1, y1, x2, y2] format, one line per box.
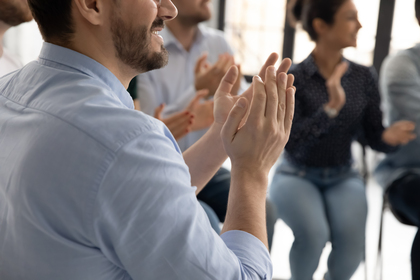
[221, 169, 269, 249]
[183, 123, 227, 194]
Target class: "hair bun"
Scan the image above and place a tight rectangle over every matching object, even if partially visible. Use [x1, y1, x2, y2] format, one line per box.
[288, 0, 305, 27]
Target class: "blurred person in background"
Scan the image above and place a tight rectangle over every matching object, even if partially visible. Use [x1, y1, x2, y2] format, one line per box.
[269, 0, 416, 279]
[136, 0, 278, 247]
[0, 0, 32, 76]
[375, 1, 420, 278]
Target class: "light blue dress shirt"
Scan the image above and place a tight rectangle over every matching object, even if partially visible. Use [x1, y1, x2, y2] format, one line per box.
[0, 43, 272, 280]
[137, 25, 247, 152]
[375, 44, 420, 188]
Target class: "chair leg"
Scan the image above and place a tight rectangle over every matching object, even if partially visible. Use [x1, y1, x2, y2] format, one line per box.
[376, 199, 386, 280]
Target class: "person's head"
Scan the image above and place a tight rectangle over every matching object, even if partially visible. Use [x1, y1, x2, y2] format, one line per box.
[170, 0, 212, 26]
[0, 0, 32, 27]
[27, 0, 177, 75]
[289, 0, 362, 48]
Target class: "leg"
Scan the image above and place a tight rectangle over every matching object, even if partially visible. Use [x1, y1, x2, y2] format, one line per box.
[387, 173, 420, 280]
[269, 173, 329, 280]
[323, 175, 367, 280]
[198, 200, 221, 234]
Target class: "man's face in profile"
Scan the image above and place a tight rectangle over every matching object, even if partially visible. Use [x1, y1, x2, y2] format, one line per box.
[110, 0, 174, 73]
[0, 0, 32, 26]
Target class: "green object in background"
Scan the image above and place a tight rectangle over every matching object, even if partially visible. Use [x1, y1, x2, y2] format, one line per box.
[127, 77, 137, 100]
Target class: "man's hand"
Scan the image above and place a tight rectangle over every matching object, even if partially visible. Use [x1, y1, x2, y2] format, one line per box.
[186, 89, 214, 131]
[213, 53, 294, 129]
[195, 53, 237, 97]
[382, 120, 416, 146]
[154, 104, 194, 140]
[221, 66, 295, 176]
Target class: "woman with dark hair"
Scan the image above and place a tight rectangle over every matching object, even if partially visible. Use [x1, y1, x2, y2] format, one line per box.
[269, 0, 416, 279]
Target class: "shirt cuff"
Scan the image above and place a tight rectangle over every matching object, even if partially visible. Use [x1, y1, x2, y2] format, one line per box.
[221, 230, 273, 280]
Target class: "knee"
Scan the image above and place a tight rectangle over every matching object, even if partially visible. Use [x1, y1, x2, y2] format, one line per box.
[294, 223, 329, 251]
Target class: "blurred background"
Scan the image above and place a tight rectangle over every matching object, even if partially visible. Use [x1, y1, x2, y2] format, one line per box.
[3, 0, 418, 279]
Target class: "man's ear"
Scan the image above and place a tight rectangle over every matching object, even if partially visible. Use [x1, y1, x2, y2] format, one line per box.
[73, 0, 104, 26]
[312, 18, 328, 38]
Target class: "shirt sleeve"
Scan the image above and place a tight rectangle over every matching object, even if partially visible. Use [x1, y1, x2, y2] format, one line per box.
[90, 124, 272, 280]
[361, 67, 397, 153]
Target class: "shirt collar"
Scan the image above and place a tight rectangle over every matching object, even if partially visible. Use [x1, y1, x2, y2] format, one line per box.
[162, 24, 208, 51]
[301, 53, 352, 78]
[38, 42, 134, 109]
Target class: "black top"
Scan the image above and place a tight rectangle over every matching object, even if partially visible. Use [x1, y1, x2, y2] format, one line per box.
[285, 54, 396, 167]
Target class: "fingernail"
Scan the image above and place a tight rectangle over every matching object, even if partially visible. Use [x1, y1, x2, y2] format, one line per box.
[254, 75, 263, 83]
[237, 98, 246, 108]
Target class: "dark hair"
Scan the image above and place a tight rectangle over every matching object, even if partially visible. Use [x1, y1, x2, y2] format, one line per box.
[288, 0, 349, 41]
[416, 0, 420, 19]
[27, 0, 74, 45]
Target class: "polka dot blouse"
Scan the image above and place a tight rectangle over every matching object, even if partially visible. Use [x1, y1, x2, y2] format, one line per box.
[285, 54, 396, 168]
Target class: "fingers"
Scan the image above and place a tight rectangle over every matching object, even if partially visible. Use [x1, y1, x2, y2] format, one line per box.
[195, 53, 208, 74]
[284, 88, 295, 133]
[264, 66, 278, 119]
[276, 72, 288, 124]
[247, 76, 267, 124]
[221, 98, 249, 142]
[276, 58, 292, 76]
[287, 74, 295, 89]
[163, 111, 194, 140]
[395, 120, 416, 131]
[154, 103, 165, 120]
[215, 66, 239, 97]
[259, 53, 279, 81]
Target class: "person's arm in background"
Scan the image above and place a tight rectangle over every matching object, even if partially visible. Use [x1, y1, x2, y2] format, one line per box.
[183, 54, 294, 194]
[285, 62, 347, 154]
[361, 66, 416, 150]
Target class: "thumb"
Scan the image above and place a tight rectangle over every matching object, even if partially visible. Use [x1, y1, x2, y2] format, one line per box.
[154, 103, 165, 120]
[221, 98, 248, 142]
[195, 52, 208, 74]
[215, 66, 239, 98]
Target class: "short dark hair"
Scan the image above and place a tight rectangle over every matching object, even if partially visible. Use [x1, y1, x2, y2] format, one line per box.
[27, 0, 74, 45]
[416, 0, 420, 20]
[288, 0, 349, 41]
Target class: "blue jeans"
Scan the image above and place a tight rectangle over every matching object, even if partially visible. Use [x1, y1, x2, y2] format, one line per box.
[269, 160, 367, 280]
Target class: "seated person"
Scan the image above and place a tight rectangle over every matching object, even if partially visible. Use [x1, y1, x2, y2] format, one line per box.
[0, 0, 296, 279]
[136, 0, 277, 247]
[269, 1, 416, 280]
[375, 1, 420, 278]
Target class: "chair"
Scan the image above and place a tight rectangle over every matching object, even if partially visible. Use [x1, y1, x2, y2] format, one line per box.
[375, 173, 417, 280]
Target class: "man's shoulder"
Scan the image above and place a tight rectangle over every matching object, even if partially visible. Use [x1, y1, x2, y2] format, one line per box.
[1, 63, 170, 153]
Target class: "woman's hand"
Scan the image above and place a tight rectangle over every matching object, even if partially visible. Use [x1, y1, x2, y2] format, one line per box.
[154, 104, 194, 140]
[382, 120, 416, 146]
[325, 61, 349, 113]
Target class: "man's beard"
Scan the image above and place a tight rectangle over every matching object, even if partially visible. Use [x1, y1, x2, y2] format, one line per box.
[111, 15, 168, 73]
[0, 0, 32, 26]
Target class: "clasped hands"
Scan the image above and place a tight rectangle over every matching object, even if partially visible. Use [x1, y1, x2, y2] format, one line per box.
[213, 53, 296, 175]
